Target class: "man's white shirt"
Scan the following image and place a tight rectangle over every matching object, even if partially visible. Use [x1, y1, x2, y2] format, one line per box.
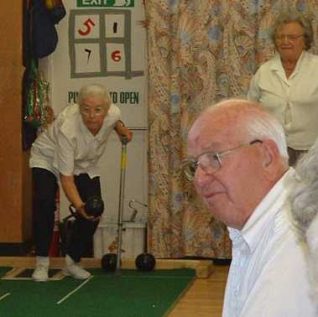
[223, 169, 316, 317]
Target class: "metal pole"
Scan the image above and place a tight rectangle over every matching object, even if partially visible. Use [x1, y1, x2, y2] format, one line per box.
[116, 138, 128, 271]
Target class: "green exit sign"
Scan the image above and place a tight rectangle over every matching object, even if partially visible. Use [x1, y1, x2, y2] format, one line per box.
[77, 0, 135, 7]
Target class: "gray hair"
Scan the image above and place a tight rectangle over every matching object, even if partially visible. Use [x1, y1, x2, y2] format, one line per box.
[271, 10, 313, 50]
[290, 140, 318, 236]
[208, 99, 289, 161]
[78, 83, 111, 108]
[290, 140, 318, 307]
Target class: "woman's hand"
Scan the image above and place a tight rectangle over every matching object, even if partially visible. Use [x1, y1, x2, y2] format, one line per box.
[114, 120, 133, 143]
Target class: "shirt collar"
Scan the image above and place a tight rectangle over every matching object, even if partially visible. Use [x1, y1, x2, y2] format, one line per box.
[229, 168, 295, 253]
[271, 51, 306, 74]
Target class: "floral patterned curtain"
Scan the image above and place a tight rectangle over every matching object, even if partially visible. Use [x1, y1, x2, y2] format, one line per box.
[146, 0, 318, 258]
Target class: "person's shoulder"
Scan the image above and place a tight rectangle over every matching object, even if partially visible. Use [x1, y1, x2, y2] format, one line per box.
[299, 52, 318, 74]
[57, 104, 79, 124]
[61, 103, 80, 116]
[109, 103, 120, 112]
[54, 103, 79, 122]
[304, 51, 318, 63]
[57, 104, 81, 134]
[108, 103, 121, 117]
[260, 55, 279, 68]
[253, 55, 278, 75]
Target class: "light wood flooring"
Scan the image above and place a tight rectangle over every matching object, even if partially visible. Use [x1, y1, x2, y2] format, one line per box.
[168, 264, 229, 317]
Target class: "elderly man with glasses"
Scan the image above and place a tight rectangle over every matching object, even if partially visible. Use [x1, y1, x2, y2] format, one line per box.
[185, 98, 316, 317]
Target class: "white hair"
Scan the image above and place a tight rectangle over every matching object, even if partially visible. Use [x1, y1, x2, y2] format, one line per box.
[78, 83, 111, 107]
[291, 140, 318, 234]
[290, 139, 318, 308]
[206, 99, 289, 161]
[243, 109, 289, 160]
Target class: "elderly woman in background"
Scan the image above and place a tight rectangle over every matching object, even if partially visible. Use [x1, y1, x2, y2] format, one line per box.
[247, 10, 318, 166]
[290, 139, 318, 312]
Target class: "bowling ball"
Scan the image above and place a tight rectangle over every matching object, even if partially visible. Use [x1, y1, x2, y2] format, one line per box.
[101, 253, 117, 272]
[85, 196, 104, 217]
[135, 253, 156, 272]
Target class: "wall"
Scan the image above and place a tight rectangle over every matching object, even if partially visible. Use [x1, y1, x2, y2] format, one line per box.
[0, 1, 32, 253]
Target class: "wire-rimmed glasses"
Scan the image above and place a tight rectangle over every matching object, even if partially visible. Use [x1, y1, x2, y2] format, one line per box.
[182, 140, 262, 181]
[79, 105, 107, 118]
[275, 34, 304, 42]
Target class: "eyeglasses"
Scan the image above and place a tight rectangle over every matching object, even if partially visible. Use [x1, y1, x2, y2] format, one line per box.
[182, 140, 262, 181]
[80, 106, 106, 118]
[275, 34, 304, 42]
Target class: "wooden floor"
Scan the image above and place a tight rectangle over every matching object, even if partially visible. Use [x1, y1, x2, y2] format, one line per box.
[168, 264, 229, 317]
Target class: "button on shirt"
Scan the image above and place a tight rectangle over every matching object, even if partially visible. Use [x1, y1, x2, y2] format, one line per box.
[30, 103, 120, 178]
[247, 51, 318, 150]
[222, 169, 316, 317]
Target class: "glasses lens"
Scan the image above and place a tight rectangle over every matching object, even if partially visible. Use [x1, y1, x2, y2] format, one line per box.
[202, 152, 220, 170]
[276, 34, 303, 41]
[182, 160, 197, 181]
[80, 106, 106, 117]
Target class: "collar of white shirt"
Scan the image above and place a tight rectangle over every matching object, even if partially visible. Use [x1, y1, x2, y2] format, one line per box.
[271, 51, 306, 76]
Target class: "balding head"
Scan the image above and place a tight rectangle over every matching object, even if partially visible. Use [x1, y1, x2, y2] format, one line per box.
[189, 99, 288, 160]
[186, 98, 289, 229]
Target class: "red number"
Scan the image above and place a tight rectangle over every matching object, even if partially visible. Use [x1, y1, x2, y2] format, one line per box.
[78, 18, 96, 36]
[111, 50, 121, 62]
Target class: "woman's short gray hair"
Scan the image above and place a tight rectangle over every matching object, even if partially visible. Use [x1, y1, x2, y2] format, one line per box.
[78, 83, 111, 108]
[271, 10, 313, 50]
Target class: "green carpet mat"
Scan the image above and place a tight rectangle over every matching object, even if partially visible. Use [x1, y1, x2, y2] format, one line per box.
[0, 268, 195, 317]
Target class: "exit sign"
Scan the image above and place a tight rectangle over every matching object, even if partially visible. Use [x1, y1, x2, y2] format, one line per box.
[77, 0, 135, 7]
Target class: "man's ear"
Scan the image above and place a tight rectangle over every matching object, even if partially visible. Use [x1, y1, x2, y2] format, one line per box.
[262, 141, 273, 167]
[260, 139, 282, 178]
